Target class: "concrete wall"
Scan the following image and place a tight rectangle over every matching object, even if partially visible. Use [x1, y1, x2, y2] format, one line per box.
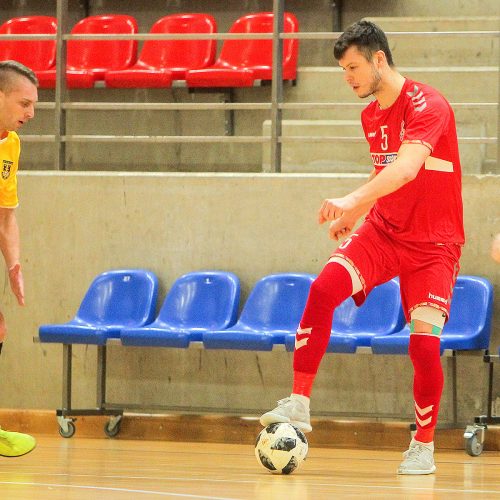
[0, 172, 498, 424]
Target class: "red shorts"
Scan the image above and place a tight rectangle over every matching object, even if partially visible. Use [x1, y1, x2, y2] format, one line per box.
[330, 220, 461, 322]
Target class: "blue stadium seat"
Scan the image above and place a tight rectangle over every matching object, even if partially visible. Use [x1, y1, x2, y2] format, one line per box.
[202, 273, 316, 351]
[371, 276, 494, 355]
[120, 271, 240, 348]
[284, 278, 405, 353]
[39, 269, 159, 345]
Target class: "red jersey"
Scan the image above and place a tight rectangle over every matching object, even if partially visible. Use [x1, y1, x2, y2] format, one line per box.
[361, 78, 465, 244]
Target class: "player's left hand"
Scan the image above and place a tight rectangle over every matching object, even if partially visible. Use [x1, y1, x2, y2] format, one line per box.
[329, 217, 354, 241]
[8, 263, 25, 306]
[318, 196, 356, 224]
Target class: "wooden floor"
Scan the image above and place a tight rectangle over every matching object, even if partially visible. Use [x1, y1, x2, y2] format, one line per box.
[0, 436, 498, 499]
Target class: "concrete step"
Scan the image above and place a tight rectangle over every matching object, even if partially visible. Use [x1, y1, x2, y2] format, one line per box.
[287, 66, 499, 103]
[385, 33, 498, 67]
[298, 34, 498, 67]
[346, 18, 500, 66]
[363, 16, 500, 32]
[281, 104, 498, 138]
[262, 120, 493, 174]
[297, 17, 499, 67]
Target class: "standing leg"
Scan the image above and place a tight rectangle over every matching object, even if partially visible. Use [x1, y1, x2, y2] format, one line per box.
[398, 242, 460, 475]
[398, 307, 446, 475]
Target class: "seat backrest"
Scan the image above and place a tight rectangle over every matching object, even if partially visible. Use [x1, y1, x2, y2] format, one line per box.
[0, 16, 57, 70]
[237, 273, 315, 330]
[443, 276, 494, 338]
[138, 14, 216, 70]
[67, 14, 138, 71]
[76, 269, 158, 327]
[156, 271, 240, 329]
[218, 12, 298, 71]
[332, 279, 405, 334]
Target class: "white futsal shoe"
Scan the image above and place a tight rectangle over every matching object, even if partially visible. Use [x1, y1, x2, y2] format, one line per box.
[398, 438, 436, 475]
[260, 396, 312, 433]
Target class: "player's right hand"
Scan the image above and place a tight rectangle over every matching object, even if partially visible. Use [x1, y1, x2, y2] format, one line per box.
[318, 196, 354, 224]
[8, 263, 25, 306]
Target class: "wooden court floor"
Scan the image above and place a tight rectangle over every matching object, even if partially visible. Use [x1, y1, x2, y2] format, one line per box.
[0, 436, 498, 499]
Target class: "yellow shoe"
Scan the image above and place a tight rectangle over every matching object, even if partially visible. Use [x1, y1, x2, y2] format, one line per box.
[0, 427, 36, 457]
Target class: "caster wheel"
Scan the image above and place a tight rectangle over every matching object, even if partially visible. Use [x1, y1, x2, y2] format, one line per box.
[104, 419, 121, 438]
[465, 434, 483, 456]
[59, 421, 76, 438]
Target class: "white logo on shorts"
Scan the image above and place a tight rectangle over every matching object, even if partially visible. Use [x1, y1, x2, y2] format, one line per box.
[428, 292, 448, 305]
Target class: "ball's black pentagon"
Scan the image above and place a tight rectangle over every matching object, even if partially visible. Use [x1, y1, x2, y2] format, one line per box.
[255, 429, 264, 447]
[271, 436, 297, 452]
[265, 423, 281, 434]
[291, 425, 308, 445]
[257, 449, 276, 471]
[281, 456, 299, 475]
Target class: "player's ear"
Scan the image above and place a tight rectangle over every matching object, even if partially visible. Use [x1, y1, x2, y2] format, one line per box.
[373, 50, 386, 68]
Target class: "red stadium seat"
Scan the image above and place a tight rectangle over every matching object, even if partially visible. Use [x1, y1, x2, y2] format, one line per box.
[105, 13, 217, 88]
[186, 12, 299, 88]
[36, 14, 138, 89]
[0, 16, 57, 78]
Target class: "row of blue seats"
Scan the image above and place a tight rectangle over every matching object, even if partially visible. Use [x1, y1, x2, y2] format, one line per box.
[38, 269, 494, 355]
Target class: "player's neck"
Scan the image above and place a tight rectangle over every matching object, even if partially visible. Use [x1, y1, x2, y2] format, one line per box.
[374, 71, 406, 110]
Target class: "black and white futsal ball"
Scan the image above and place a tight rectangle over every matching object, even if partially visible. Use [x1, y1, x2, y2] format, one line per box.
[255, 423, 308, 474]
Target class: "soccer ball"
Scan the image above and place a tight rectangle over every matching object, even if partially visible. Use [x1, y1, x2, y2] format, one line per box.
[255, 423, 308, 474]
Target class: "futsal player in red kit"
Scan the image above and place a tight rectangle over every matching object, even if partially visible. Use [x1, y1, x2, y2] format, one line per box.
[260, 20, 464, 475]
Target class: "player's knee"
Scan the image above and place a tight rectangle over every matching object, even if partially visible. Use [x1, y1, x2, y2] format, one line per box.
[308, 264, 351, 308]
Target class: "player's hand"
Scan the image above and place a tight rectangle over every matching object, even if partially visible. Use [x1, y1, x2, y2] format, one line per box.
[318, 196, 356, 224]
[492, 234, 500, 263]
[8, 263, 25, 306]
[329, 217, 354, 241]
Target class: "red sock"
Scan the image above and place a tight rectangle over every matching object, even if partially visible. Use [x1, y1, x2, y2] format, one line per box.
[292, 263, 353, 396]
[409, 334, 443, 443]
[292, 371, 316, 397]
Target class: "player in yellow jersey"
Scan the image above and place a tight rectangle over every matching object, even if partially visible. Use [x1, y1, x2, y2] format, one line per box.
[0, 60, 38, 456]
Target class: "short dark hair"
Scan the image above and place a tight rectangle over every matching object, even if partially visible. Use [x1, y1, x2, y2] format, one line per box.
[0, 60, 38, 93]
[334, 20, 394, 67]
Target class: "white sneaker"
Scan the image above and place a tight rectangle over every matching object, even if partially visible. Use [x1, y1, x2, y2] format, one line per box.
[398, 438, 436, 475]
[260, 397, 312, 433]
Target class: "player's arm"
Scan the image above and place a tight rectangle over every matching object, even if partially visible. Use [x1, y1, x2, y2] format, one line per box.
[319, 143, 430, 224]
[0, 207, 24, 305]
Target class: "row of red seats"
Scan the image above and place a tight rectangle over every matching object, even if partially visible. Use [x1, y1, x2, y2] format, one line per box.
[0, 13, 299, 89]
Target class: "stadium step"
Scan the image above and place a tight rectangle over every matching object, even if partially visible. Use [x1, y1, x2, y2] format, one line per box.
[288, 66, 499, 103]
[363, 16, 500, 32]
[262, 119, 493, 174]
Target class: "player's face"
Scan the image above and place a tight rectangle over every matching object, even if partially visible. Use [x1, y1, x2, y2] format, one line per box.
[0, 76, 38, 134]
[338, 46, 382, 99]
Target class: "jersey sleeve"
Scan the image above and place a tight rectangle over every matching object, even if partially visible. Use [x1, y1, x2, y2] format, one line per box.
[0, 133, 20, 208]
[402, 88, 450, 152]
[0, 173, 19, 208]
